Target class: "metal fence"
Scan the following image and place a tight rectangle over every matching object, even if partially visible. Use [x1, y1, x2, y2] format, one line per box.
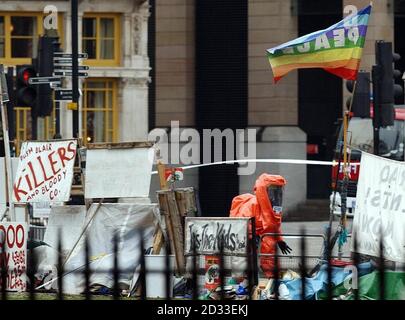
[0, 226, 396, 300]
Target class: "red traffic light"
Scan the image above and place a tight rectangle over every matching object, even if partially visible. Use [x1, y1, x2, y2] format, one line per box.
[16, 65, 37, 107]
[17, 66, 36, 85]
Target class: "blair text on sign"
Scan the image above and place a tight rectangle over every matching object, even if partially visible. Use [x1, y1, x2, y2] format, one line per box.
[12, 140, 77, 203]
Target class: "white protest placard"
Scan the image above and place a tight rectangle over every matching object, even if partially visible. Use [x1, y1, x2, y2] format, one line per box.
[0, 222, 27, 291]
[84, 142, 155, 199]
[353, 152, 405, 263]
[12, 140, 77, 203]
[1, 157, 20, 203]
[184, 217, 250, 256]
[1, 158, 22, 218]
[43, 205, 87, 253]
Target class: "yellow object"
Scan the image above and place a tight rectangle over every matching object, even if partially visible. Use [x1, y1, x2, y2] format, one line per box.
[67, 102, 78, 110]
[82, 13, 121, 67]
[82, 79, 118, 143]
[0, 12, 64, 65]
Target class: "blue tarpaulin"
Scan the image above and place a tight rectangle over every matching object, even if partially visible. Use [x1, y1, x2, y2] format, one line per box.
[279, 262, 373, 300]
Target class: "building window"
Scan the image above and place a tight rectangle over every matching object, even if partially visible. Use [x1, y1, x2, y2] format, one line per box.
[82, 14, 120, 66]
[14, 107, 31, 154]
[0, 12, 64, 65]
[14, 102, 56, 155]
[11, 16, 38, 58]
[82, 79, 117, 143]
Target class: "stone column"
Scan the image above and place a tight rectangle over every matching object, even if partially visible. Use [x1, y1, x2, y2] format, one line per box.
[120, 77, 149, 141]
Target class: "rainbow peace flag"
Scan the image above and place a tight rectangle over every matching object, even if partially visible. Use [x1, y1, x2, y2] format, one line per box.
[267, 4, 372, 83]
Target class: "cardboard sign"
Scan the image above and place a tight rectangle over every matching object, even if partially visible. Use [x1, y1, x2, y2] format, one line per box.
[1, 157, 20, 203]
[12, 140, 77, 203]
[353, 152, 405, 262]
[184, 218, 250, 256]
[32, 202, 52, 219]
[84, 144, 154, 199]
[0, 223, 27, 292]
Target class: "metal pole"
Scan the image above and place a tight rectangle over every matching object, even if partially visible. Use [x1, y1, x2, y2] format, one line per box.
[372, 65, 380, 155]
[55, 101, 61, 136]
[0, 65, 15, 221]
[71, 0, 79, 138]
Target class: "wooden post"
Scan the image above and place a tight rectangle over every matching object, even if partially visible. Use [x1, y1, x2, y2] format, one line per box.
[152, 161, 168, 254]
[174, 187, 198, 218]
[157, 190, 185, 275]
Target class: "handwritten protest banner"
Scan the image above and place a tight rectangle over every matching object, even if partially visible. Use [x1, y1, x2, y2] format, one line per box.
[184, 218, 250, 256]
[353, 152, 405, 262]
[84, 142, 154, 199]
[0, 223, 27, 292]
[12, 140, 77, 203]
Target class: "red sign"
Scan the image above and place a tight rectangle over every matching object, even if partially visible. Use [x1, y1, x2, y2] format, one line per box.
[165, 168, 184, 182]
[0, 223, 27, 292]
[204, 255, 220, 291]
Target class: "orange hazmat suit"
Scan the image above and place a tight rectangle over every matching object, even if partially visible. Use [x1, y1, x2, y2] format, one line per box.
[230, 173, 286, 277]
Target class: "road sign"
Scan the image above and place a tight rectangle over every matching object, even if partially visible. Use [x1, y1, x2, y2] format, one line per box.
[54, 52, 88, 59]
[55, 89, 73, 101]
[54, 65, 89, 71]
[50, 82, 62, 89]
[28, 76, 61, 84]
[53, 71, 88, 77]
[53, 58, 73, 63]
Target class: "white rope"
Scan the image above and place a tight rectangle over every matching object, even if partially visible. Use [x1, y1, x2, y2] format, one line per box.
[151, 158, 360, 174]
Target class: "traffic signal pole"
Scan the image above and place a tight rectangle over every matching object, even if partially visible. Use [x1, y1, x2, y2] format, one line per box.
[71, 0, 79, 138]
[372, 65, 380, 156]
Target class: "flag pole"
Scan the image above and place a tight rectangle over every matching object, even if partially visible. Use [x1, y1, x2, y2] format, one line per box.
[338, 79, 357, 258]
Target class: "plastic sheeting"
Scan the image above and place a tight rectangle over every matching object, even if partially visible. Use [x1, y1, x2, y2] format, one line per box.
[55, 203, 156, 294]
[279, 262, 373, 300]
[319, 271, 405, 300]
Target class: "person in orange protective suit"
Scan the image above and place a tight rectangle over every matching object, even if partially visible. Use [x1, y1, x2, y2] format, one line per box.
[230, 173, 291, 278]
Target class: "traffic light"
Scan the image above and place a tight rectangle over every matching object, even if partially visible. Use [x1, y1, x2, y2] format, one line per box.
[16, 65, 37, 107]
[36, 35, 60, 117]
[345, 71, 371, 118]
[373, 41, 403, 127]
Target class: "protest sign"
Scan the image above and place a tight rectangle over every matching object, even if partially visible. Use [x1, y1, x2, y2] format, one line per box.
[84, 142, 154, 199]
[184, 217, 250, 256]
[353, 152, 405, 262]
[1, 157, 20, 203]
[0, 222, 27, 291]
[12, 140, 77, 203]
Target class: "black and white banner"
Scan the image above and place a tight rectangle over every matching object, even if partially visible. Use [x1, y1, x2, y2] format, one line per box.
[184, 218, 250, 256]
[353, 152, 405, 262]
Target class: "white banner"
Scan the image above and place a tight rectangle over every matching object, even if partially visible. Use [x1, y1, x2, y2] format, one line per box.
[85, 146, 154, 199]
[0, 222, 27, 291]
[12, 140, 77, 203]
[353, 152, 405, 262]
[184, 218, 250, 256]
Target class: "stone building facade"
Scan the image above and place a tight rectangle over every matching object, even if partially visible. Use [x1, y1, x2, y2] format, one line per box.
[0, 0, 150, 147]
[151, 0, 403, 216]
